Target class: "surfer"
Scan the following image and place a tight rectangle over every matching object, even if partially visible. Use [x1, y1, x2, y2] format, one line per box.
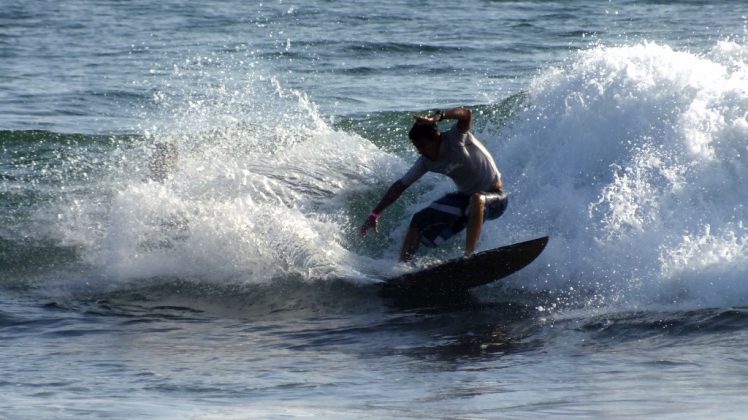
[360, 107, 508, 262]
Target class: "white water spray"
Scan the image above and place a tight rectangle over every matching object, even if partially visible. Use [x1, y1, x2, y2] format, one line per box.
[484, 41, 748, 307]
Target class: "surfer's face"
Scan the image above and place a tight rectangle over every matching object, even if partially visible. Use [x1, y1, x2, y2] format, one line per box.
[412, 135, 440, 161]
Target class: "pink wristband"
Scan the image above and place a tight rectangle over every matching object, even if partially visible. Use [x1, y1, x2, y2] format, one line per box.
[369, 211, 380, 220]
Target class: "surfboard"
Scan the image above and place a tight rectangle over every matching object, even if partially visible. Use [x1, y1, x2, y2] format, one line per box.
[379, 236, 549, 298]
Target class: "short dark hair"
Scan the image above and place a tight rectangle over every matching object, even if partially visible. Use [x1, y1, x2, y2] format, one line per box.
[409, 122, 438, 142]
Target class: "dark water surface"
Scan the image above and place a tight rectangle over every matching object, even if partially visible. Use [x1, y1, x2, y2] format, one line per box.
[2, 0, 748, 418]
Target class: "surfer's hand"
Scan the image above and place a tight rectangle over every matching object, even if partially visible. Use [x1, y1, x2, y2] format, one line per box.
[359, 215, 379, 238]
[414, 115, 438, 124]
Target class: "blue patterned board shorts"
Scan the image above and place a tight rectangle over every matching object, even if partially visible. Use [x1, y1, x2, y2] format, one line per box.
[409, 192, 508, 248]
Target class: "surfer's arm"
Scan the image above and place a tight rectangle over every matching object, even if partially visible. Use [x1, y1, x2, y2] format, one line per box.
[372, 180, 408, 215]
[441, 107, 472, 132]
[416, 107, 472, 132]
[359, 180, 408, 238]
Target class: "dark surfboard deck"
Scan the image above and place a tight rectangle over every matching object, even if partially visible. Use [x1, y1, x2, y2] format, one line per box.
[379, 236, 549, 299]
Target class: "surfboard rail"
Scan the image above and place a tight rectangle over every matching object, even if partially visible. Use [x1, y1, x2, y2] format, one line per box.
[379, 236, 549, 298]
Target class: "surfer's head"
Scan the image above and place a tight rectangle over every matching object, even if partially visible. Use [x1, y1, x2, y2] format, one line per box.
[409, 122, 440, 160]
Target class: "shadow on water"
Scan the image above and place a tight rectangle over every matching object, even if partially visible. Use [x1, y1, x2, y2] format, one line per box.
[12, 273, 550, 364]
[74, 275, 383, 321]
[374, 287, 546, 362]
[32, 273, 748, 364]
[379, 287, 479, 310]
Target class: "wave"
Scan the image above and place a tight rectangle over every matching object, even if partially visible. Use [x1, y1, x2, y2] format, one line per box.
[3, 41, 747, 315]
[5, 58, 407, 294]
[486, 41, 748, 309]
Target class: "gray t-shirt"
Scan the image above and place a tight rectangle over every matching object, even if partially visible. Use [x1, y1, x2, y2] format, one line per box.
[399, 124, 501, 194]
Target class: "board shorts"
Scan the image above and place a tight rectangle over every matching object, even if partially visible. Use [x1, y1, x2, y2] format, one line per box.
[409, 191, 508, 248]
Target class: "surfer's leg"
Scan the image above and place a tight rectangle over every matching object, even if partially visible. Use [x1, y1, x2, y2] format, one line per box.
[399, 227, 421, 262]
[404, 193, 469, 261]
[465, 192, 508, 256]
[465, 193, 486, 256]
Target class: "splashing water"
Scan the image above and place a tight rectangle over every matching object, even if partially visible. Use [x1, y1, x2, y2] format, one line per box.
[483, 41, 748, 308]
[44, 42, 748, 311]
[53, 57, 405, 288]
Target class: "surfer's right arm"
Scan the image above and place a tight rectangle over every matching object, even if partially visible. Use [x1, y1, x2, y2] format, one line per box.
[359, 180, 409, 238]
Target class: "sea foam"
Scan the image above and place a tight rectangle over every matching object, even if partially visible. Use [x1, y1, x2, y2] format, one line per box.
[66, 57, 404, 288]
[57, 43, 748, 310]
[484, 41, 748, 308]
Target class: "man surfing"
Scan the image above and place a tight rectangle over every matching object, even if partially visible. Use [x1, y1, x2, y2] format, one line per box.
[360, 107, 508, 262]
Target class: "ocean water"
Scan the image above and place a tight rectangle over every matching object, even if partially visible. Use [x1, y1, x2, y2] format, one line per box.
[2, 0, 748, 418]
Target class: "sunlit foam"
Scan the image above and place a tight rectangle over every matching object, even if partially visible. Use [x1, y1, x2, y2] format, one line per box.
[58, 56, 405, 288]
[50, 43, 748, 309]
[481, 41, 748, 308]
